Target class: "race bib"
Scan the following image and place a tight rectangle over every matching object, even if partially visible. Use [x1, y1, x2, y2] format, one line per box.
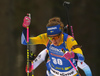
[50, 67, 78, 76]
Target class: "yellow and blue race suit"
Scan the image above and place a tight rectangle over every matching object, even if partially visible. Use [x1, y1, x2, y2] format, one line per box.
[21, 28, 84, 76]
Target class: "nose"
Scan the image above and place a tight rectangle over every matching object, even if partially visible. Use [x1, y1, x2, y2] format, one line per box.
[52, 38, 56, 41]
[52, 39, 57, 43]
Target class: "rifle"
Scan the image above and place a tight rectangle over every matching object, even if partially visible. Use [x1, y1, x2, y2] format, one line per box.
[63, 1, 80, 75]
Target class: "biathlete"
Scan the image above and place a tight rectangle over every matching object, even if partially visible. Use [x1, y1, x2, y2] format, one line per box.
[21, 16, 91, 76]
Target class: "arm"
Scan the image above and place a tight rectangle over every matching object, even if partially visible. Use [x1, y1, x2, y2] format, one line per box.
[21, 15, 48, 46]
[66, 35, 84, 62]
[77, 61, 92, 76]
[33, 48, 47, 70]
[21, 31, 48, 46]
[29, 33, 48, 46]
[26, 48, 48, 73]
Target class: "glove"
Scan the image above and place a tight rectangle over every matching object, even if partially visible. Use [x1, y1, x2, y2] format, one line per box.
[22, 16, 31, 28]
[63, 51, 75, 60]
[25, 61, 33, 73]
[29, 52, 36, 61]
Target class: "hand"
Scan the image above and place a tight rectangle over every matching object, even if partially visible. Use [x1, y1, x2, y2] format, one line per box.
[63, 51, 75, 60]
[22, 16, 31, 28]
[25, 61, 33, 73]
[29, 52, 36, 60]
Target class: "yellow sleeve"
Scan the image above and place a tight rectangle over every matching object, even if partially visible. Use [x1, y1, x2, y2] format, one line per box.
[66, 35, 83, 55]
[29, 33, 49, 46]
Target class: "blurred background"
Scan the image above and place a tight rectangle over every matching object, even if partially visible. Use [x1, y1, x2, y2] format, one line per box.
[0, 0, 99, 76]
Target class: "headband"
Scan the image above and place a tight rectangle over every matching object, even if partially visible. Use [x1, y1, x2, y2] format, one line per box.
[47, 24, 62, 35]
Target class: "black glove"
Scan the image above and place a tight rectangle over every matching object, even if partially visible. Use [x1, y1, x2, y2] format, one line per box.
[29, 51, 36, 61]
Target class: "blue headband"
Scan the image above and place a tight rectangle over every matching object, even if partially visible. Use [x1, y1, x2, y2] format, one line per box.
[47, 24, 62, 35]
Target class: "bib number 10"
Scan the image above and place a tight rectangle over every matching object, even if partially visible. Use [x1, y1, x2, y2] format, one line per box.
[52, 57, 63, 65]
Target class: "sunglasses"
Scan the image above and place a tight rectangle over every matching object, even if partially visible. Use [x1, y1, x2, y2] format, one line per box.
[48, 33, 61, 40]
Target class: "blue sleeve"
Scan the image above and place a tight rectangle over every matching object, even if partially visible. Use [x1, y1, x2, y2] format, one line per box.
[46, 61, 54, 76]
[82, 65, 92, 76]
[74, 53, 84, 62]
[46, 61, 51, 72]
[21, 28, 27, 45]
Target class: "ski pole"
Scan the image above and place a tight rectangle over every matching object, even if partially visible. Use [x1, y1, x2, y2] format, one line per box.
[31, 61, 34, 76]
[30, 51, 35, 76]
[27, 13, 31, 76]
[68, 59, 78, 72]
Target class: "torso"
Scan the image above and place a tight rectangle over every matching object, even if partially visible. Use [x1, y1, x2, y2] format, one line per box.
[47, 33, 78, 76]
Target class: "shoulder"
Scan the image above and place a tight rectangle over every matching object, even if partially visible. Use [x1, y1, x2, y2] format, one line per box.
[65, 35, 76, 45]
[67, 35, 75, 41]
[62, 33, 74, 42]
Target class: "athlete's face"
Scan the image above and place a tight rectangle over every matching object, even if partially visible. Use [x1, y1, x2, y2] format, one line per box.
[48, 33, 62, 46]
